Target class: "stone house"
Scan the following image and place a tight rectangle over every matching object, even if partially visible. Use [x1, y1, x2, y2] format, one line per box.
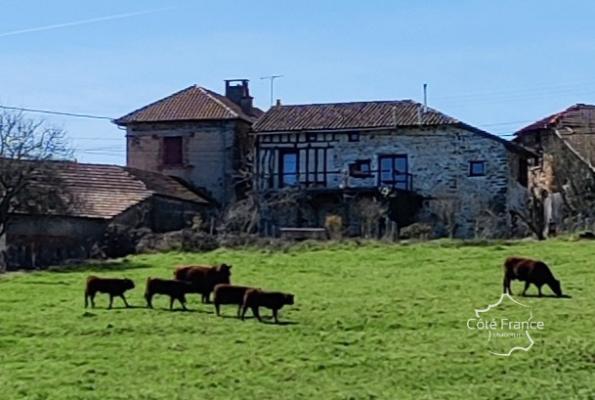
[114, 80, 263, 206]
[1, 162, 209, 269]
[515, 104, 595, 233]
[253, 100, 532, 238]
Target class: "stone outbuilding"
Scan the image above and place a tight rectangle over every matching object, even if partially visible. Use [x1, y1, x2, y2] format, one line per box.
[253, 99, 532, 238]
[114, 80, 262, 206]
[515, 104, 595, 233]
[1, 162, 210, 269]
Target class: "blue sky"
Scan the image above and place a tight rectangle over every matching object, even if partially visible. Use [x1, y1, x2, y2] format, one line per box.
[1, 0, 595, 164]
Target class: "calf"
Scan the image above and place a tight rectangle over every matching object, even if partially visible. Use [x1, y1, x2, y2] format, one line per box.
[84, 276, 135, 309]
[241, 289, 295, 323]
[213, 284, 257, 317]
[144, 278, 193, 310]
[503, 256, 563, 297]
[174, 264, 232, 303]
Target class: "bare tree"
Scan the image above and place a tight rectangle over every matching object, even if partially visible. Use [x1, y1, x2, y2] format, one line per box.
[222, 188, 303, 235]
[509, 186, 547, 240]
[354, 197, 387, 238]
[430, 196, 461, 238]
[0, 110, 73, 236]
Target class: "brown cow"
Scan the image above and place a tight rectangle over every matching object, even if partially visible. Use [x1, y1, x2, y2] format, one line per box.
[84, 276, 135, 309]
[144, 278, 193, 310]
[213, 284, 258, 317]
[241, 289, 295, 323]
[174, 264, 232, 303]
[503, 256, 563, 297]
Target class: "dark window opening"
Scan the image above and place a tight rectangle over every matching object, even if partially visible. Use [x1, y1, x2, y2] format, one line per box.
[469, 161, 486, 177]
[518, 158, 528, 186]
[349, 160, 372, 177]
[348, 132, 360, 142]
[378, 154, 410, 190]
[163, 137, 183, 166]
[280, 150, 299, 187]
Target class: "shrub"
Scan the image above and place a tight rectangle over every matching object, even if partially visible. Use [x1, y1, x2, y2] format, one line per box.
[399, 223, 432, 240]
[135, 229, 219, 254]
[325, 215, 343, 240]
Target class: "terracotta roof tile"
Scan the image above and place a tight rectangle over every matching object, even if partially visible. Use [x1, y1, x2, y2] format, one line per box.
[253, 100, 459, 132]
[29, 162, 209, 219]
[516, 104, 595, 135]
[114, 86, 262, 125]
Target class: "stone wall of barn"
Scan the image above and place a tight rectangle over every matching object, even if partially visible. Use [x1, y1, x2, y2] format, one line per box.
[0, 197, 206, 270]
[257, 126, 527, 238]
[520, 130, 595, 232]
[125, 120, 251, 205]
[1, 215, 108, 269]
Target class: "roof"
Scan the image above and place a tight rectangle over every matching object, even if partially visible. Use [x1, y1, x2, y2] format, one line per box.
[253, 100, 459, 133]
[516, 104, 595, 135]
[253, 99, 533, 156]
[114, 85, 263, 125]
[26, 162, 209, 219]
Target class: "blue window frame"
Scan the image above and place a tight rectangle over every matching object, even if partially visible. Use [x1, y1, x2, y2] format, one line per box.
[378, 154, 410, 190]
[469, 161, 486, 177]
[280, 150, 298, 187]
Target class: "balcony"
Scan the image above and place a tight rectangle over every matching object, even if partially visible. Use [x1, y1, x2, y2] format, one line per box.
[257, 169, 413, 192]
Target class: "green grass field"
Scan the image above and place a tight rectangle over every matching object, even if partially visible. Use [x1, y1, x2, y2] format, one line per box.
[0, 240, 593, 399]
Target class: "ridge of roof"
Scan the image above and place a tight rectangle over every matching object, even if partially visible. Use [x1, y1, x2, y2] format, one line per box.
[114, 85, 198, 125]
[114, 85, 260, 125]
[197, 86, 240, 118]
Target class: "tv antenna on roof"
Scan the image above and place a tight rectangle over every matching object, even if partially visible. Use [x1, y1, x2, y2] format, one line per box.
[260, 75, 284, 107]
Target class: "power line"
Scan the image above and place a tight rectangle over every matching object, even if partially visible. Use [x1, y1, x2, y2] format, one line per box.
[0, 105, 113, 120]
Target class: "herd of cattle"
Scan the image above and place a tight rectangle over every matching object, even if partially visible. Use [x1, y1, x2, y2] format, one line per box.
[84, 263, 295, 323]
[82, 256, 565, 324]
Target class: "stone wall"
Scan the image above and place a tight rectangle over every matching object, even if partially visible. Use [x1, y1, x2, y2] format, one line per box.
[0, 197, 206, 270]
[2, 215, 107, 269]
[126, 120, 250, 205]
[257, 126, 526, 238]
[521, 130, 595, 232]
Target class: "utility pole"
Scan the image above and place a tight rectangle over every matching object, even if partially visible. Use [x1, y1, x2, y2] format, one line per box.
[260, 75, 283, 107]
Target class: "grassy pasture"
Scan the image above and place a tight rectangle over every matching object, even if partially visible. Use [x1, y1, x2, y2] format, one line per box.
[0, 239, 593, 399]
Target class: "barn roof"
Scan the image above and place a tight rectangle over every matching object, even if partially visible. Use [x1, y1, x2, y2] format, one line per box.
[23, 162, 209, 219]
[516, 103, 595, 135]
[253, 100, 459, 133]
[114, 85, 263, 125]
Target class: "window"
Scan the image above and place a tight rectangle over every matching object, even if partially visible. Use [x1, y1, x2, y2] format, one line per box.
[303, 148, 327, 185]
[378, 154, 410, 190]
[349, 160, 371, 177]
[307, 132, 318, 142]
[280, 150, 299, 187]
[517, 158, 528, 186]
[469, 161, 486, 177]
[163, 137, 183, 166]
[348, 132, 360, 142]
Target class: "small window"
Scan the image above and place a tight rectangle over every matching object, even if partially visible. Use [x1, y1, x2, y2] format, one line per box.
[307, 132, 318, 142]
[469, 161, 486, 177]
[348, 132, 360, 142]
[163, 137, 183, 166]
[518, 158, 528, 186]
[349, 160, 371, 177]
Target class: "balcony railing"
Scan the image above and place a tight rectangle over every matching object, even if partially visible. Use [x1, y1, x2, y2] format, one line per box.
[257, 170, 413, 192]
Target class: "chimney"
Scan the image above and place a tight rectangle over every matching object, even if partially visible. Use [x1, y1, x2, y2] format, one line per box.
[276, 99, 282, 107]
[225, 79, 253, 114]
